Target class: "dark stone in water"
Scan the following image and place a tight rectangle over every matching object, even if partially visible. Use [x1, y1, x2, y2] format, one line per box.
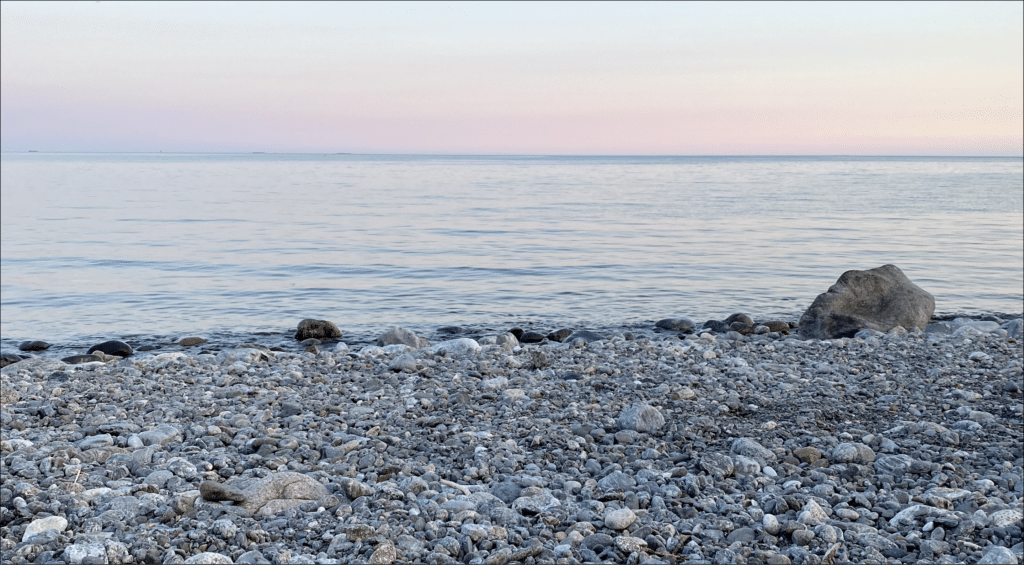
[655, 318, 696, 333]
[1, 353, 22, 368]
[19, 340, 51, 352]
[508, 328, 525, 340]
[729, 321, 755, 335]
[762, 321, 791, 334]
[547, 329, 573, 342]
[702, 320, 730, 333]
[63, 354, 105, 364]
[438, 326, 462, 334]
[724, 313, 755, 327]
[519, 331, 546, 344]
[137, 345, 159, 352]
[294, 318, 342, 340]
[88, 340, 133, 357]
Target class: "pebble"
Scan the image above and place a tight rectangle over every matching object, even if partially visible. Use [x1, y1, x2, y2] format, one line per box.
[21, 516, 67, 542]
[605, 507, 637, 530]
[616, 403, 665, 432]
[175, 336, 208, 347]
[0, 318, 1021, 565]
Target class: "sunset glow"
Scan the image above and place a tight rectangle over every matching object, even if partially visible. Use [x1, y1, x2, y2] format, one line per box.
[2, 1, 1021, 155]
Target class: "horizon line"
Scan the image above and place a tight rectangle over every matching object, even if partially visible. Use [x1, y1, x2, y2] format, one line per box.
[2, 150, 1022, 158]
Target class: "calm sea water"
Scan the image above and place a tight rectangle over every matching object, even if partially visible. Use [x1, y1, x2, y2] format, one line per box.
[1, 154, 1021, 349]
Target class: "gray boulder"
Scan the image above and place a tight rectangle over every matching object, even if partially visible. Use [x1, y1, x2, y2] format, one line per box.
[377, 326, 431, 349]
[798, 265, 935, 339]
[229, 471, 330, 517]
[294, 319, 342, 340]
[429, 338, 481, 357]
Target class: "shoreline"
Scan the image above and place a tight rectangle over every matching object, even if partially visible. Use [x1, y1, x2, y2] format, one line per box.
[2, 311, 1022, 366]
[1, 316, 1022, 564]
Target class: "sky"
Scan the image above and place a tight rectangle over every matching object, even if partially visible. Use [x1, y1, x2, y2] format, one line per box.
[1, 1, 1021, 155]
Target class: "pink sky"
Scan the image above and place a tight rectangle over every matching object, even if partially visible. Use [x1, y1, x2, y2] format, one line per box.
[1, 1, 1021, 155]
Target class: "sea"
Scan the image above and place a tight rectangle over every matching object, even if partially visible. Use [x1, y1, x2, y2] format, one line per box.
[1, 153, 1022, 355]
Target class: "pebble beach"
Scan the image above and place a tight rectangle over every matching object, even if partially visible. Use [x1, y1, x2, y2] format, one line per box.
[2, 317, 1023, 565]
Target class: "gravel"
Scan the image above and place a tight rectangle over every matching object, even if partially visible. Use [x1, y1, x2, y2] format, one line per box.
[1, 320, 1022, 564]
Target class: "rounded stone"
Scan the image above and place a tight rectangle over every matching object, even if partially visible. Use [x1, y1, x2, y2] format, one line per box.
[18, 340, 50, 352]
[655, 318, 696, 333]
[831, 442, 875, 464]
[88, 340, 134, 357]
[617, 403, 665, 432]
[518, 331, 546, 343]
[731, 437, 777, 465]
[294, 318, 342, 340]
[604, 507, 636, 530]
[793, 446, 822, 464]
[792, 529, 815, 546]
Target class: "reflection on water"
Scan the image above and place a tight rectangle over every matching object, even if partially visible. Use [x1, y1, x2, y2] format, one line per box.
[1, 154, 1021, 342]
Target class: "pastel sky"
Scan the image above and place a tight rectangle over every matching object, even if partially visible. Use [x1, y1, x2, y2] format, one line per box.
[1, 1, 1021, 155]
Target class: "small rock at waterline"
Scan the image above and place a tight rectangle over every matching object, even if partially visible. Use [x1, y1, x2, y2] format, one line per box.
[19, 340, 50, 351]
[564, 330, 606, 344]
[377, 326, 431, 349]
[88, 339, 133, 357]
[546, 328, 573, 342]
[518, 331, 546, 343]
[702, 320, 730, 333]
[175, 336, 208, 347]
[724, 313, 755, 327]
[1, 353, 23, 368]
[294, 318, 342, 340]
[761, 320, 791, 334]
[62, 354, 105, 364]
[655, 318, 696, 332]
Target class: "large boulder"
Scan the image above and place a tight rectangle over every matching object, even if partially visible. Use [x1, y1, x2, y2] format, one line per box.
[226, 471, 330, 517]
[294, 319, 342, 340]
[798, 265, 934, 340]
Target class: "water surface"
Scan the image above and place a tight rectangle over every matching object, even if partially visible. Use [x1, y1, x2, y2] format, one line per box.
[2, 154, 1021, 347]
